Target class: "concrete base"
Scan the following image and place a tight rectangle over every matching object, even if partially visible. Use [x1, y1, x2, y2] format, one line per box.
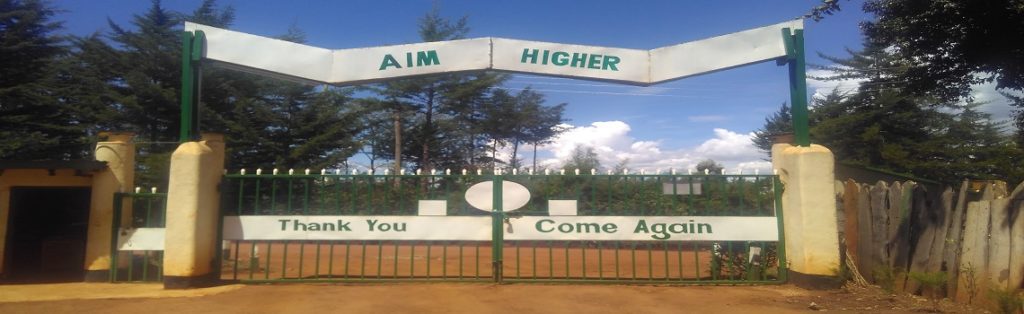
[788, 271, 842, 290]
[164, 273, 220, 289]
[83, 270, 109, 282]
[771, 143, 841, 278]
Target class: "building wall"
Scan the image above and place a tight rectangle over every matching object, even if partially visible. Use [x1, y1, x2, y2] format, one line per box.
[0, 169, 93, 275]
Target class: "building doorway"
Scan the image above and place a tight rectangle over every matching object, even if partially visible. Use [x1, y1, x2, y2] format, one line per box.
[4, 187, 91, 283]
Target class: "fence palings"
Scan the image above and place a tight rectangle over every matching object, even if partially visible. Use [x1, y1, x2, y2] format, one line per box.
[854, 182, 873, 282]
[1009, 184, 1024, 293]
[843, 179, 1024, 304]
[943, 181, 969, 298]
[842, 180, 859, 265]
[904, 184, 935, 293]
[868, 181, 888, 280]
[922, 187, 953, 277]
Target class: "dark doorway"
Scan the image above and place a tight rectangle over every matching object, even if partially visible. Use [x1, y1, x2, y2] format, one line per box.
[4, 187, 91, 283]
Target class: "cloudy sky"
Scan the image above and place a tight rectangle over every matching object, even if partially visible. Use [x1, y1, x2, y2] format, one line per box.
[56, 0, 1014, 172]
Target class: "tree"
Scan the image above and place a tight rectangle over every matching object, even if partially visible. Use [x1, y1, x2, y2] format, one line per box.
[808, 0, 1024, 135]
[373, 8, 506, 173]
[198, 22, 363, 170]
[861, 0, 1024, 101]
[103, 1, 184, 143]
[751, 102, 791, 158]
[512, 88, 566, 170]
[0, 0, 88, 159]
[758, 38, 1022, 183]
[563, 146, 600, 172]
[695, 159, 724, 175]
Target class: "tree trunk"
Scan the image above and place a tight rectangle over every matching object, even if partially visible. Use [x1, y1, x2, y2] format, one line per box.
[421, 90, 435, 172]
[532, 142, 538, 171]
[492, 140, 498, 169]
[392, 108, 402, 174]
[510, 139, 521, 170]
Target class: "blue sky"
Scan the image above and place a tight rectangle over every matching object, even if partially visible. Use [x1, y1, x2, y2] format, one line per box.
[53, 0, 1011, 172]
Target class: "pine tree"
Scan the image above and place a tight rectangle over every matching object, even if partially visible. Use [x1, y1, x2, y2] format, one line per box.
[751, 102, 791, 158]
[373, 8, 506, 172]
[0, 0, 88, 159]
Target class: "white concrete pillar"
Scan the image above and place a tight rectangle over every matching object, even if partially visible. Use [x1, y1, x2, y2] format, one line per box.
[771, 143, 841, 288]
[84, 132, 135, 281]
[163, 134, 225, 288]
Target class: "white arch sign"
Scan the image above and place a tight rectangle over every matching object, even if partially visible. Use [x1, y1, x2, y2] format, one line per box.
[184, 20, 802, 86]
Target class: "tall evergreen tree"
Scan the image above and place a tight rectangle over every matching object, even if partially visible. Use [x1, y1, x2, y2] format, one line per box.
[373, 8, 505, 172]
[0, 0, 87, 159]
[751, 102, 791, 158]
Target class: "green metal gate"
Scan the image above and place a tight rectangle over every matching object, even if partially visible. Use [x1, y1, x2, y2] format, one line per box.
[110, 190, 167, 282]
[218, 170, 785, 284]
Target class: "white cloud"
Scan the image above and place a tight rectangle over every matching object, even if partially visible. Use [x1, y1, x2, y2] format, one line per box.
[808, 69, 1015, 126]
[968, 80, 1015, 127]
[687, 115, 729, 122]
[806, 69, 865, 100]
[512, 121, 771, 174]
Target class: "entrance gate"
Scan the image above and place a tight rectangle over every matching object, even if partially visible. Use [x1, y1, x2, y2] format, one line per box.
[161, 18, 821, 286]
[218, 171, 785, 284]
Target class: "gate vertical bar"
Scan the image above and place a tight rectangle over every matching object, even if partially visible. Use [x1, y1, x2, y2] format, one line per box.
[491, 173, 503, 282]
[109, 193, 123, 282]
[773, 175, 788, 282]
[179, 32, 194, 143]
[782, 28, 810, 147]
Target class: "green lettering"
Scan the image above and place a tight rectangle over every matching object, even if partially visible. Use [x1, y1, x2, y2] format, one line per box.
[602, 223, 618, 233]
[577, 223, 601, 233]
[417, 50, 440, 66]
[279, 219, 291, 231]
[698, 223, 712, 234]
[379, 54, 401, 70]
[537, 219, 555, 233]
[633, 219, 650, 233]
[602, 55, 620, 71]
[552, 52, 570, 66]
[651, 223, 670, 240]
[669, 223, 686, 233]
[521, 48, 539, 64]
[570, 53, 587, 67]
[587, 54, 602, 69]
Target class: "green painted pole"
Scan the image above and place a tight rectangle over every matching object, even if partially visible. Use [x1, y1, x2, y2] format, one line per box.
[773, 175, 788, 282]
[492, 174, 504, 282]
[783, 28, 811, 147]
[179, 31, 194, 143]
[190, 31, 205, 139]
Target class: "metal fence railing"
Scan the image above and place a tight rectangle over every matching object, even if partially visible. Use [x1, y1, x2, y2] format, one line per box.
[110, 191, 166, 283]
[217, 170, 786, 284]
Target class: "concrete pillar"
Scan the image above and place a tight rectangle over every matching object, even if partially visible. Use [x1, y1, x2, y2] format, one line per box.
[84, 132, 136, 281]
[163, 134, 225, 288]
[771, 143, 841, 288]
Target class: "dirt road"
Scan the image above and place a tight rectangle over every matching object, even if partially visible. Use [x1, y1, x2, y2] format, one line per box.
[0, 282, 982, 314]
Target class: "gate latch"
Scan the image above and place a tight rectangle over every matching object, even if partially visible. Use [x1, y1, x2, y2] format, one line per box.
[503, 213, 523, 233]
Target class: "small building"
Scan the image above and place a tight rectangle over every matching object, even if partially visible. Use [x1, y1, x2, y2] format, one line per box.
[0, 133, 134, 283]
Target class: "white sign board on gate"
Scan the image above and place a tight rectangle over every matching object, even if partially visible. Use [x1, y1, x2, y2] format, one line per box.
[330, 38, 491, 84]
[184, 19, 802, 86]
[649, 20, 802, 83]
[221, 215, 778, 242]
[117, 227, 165, 251]
[504, 216, 778, 241]
[222, 216, 493, 241]
[491, 38, 649, 83]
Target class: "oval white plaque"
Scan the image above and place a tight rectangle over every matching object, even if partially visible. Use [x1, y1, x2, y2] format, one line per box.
[464, 181, 531, 212]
